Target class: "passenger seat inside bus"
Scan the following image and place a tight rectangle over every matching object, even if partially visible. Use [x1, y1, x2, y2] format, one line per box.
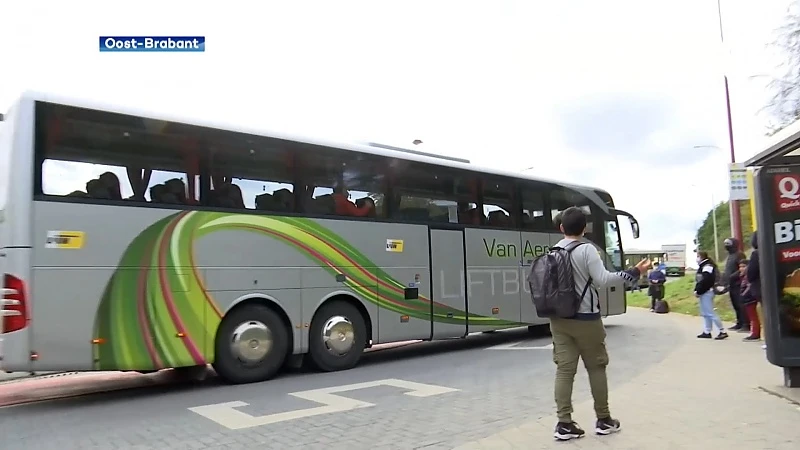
[312, 194, 336, 215]
[487, 210, 510, 227]
[86, 179, 110, 199]
[163, 178, 188, 204]
[149, 184, 167, 203]
[255, 192, 276, 210]
[211, 182, 245, 209]
[272, 188, 294, 212]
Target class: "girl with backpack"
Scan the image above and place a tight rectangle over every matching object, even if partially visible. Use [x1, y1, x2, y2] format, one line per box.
[694, 251, 729, 340]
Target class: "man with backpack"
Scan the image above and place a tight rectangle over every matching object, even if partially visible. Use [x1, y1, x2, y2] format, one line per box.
[528, 207, 648, 441]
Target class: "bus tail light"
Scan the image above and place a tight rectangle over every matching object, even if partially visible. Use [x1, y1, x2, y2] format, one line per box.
[2, 274, 29, 333]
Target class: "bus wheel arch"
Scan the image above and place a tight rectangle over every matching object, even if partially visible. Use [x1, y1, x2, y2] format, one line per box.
[307, 294, 370, 372]
[212, 296, 292, 384]
[221, 295, 295, 347]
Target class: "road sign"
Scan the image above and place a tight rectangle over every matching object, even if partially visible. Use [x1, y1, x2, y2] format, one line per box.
[729, 163, 749, 200]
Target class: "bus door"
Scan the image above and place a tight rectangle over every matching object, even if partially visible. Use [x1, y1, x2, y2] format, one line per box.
[429, 227, 468, 339]
[603, 219, 626, 316]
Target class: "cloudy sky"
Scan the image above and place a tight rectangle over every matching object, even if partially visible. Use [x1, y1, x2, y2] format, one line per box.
[0, 0, 794, 259]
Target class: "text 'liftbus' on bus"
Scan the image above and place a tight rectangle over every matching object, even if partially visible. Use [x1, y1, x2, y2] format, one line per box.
[0, 91, 641, 384]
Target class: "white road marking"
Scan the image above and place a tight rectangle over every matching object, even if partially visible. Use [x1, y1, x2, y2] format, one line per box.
[188, 378, 459, 430]
[485, 341, 553, 350]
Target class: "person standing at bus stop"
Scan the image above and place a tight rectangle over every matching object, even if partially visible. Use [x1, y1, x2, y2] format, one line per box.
[648, 266, 667, 311]
[550, 207, 649, 441]
[743, 231, 763, 342]
[695, 251, 729, 340]
[722, 238, 748, 332]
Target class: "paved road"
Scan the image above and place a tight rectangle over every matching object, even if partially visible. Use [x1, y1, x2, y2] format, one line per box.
[0, 311, 683, 450]
[458, 312, 800, 449]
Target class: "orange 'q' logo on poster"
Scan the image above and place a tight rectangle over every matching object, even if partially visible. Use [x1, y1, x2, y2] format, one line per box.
[776, 174, 800, 213]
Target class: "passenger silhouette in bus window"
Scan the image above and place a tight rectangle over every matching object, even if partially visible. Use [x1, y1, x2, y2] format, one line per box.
[333, 184, 372, 217]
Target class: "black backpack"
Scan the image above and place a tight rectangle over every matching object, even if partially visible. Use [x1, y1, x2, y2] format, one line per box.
[654, 299, 670, 314]
[527, 241, 593, 318]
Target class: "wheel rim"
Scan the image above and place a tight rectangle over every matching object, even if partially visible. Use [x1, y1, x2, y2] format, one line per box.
[230, 320, 274, 364]
[321, 315, 355, 356]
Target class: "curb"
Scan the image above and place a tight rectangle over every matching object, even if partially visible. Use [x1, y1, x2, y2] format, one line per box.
[0, 371, 151, 408]
[0, 371, 82, 385]
[758, 385, 800, 407]
[367, 340, 421, 352]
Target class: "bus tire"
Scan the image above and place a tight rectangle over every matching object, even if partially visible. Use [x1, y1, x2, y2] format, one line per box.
[212, 304, 290, 384]
[307, 300, 367, 372]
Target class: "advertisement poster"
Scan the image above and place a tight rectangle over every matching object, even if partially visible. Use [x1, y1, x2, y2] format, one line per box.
[770, 170, 800, 337]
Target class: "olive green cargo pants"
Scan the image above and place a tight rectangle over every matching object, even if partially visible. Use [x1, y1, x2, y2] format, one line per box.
[550, 317, 611, 423]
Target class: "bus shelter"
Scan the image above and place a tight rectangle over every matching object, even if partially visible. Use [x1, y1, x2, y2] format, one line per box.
[745, 120, 800, 388]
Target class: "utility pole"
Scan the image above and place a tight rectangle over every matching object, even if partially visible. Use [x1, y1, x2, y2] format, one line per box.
[718, 0, 743, 245]
[712, 195, 720, 262]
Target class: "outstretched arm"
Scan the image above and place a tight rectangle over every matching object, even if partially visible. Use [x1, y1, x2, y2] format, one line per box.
[585, 245, 640, 288]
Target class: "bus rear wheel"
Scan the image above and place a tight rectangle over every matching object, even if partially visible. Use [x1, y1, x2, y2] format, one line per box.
[307, 300, 367, 372]
[212, 304, 289, 384]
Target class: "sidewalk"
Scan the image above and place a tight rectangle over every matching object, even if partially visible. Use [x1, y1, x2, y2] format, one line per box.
[455, 310, 800, 450]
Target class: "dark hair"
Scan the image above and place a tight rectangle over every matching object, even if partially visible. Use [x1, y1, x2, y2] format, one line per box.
[560, 207, 587, 236]
[553, 211, 563, 230]
[697, 251, 712, 263]
[738, 259, 749, 266]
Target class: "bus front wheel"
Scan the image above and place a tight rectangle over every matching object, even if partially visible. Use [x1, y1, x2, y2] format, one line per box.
[307, 300, 367, 372]
[212, 304, 290, 384]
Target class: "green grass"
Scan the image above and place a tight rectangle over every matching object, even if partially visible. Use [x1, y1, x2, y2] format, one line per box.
[626, 275, 737, 322]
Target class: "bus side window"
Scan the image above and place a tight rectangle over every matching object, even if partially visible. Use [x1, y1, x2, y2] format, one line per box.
[550, 186, 602, 247]
[297, 144, 385, 218]
[35, 102, 200, 206]
[206, 136, 295, 211]
[481, 177, 515, 229]
[519, 181, 547, 231]
[390, 160, 476, 224]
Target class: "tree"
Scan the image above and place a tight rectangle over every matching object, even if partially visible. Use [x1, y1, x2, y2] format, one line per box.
[695, 200, 754, 262]
[764, 4, 800, 135]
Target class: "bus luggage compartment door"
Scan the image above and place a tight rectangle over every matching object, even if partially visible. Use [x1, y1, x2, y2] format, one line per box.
[429, 228, 468, 339]
[605, 277, 626, 316]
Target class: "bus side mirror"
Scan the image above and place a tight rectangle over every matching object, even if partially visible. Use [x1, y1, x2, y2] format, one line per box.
[610, 208, 640, 239]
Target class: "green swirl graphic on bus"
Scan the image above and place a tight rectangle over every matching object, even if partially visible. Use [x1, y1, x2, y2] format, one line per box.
[92, 211, 519, 370]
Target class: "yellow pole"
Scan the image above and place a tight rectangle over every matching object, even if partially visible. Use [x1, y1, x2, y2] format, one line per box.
[746, 168, 757, 231]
